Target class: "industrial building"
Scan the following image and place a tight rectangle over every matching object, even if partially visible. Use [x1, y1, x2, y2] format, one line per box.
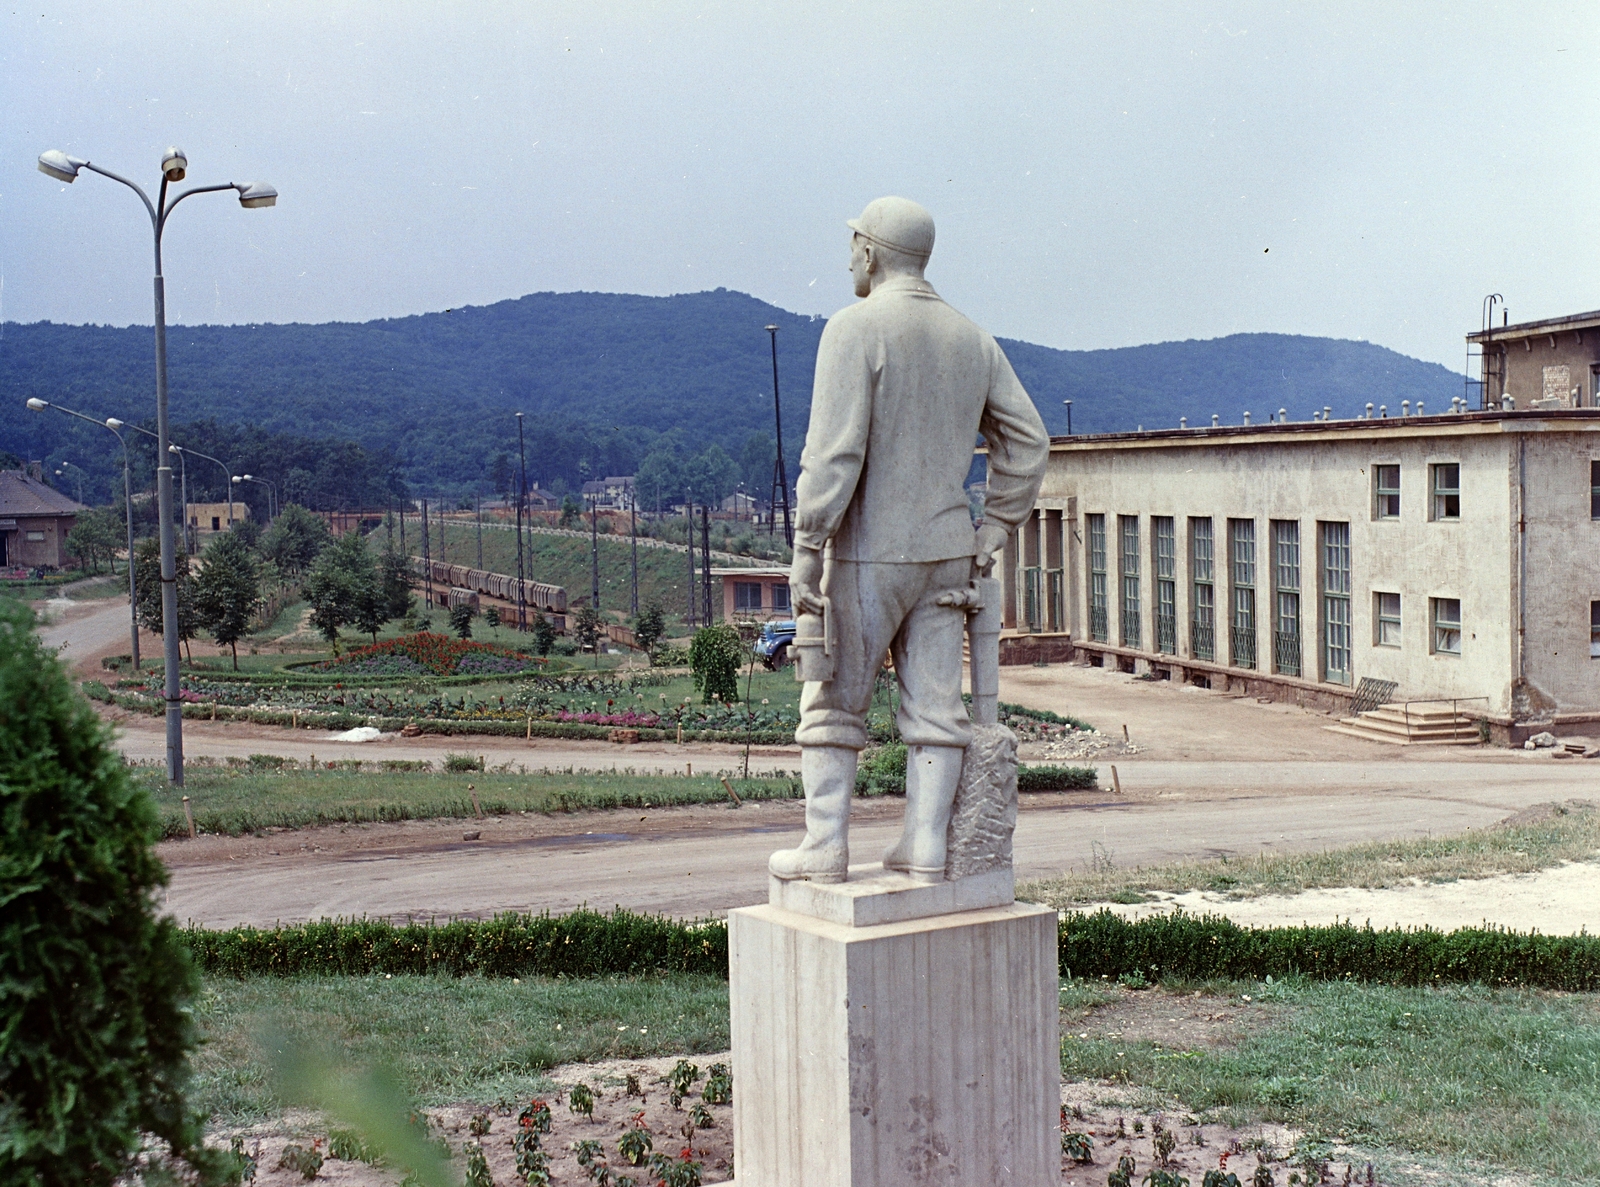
[1000, 406, 1600, 744]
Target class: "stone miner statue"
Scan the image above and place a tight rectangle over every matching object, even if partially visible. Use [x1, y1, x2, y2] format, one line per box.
[769, 196, 1049, 885]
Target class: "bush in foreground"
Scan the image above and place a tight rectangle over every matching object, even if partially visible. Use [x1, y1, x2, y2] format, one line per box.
[0, 599, 226, 1184]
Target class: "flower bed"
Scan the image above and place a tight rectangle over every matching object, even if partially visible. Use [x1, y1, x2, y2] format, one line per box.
[316, 632, 543, 677]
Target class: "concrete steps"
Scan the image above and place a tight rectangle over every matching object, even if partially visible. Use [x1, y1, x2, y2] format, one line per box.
[1323, 702, 1482, 746]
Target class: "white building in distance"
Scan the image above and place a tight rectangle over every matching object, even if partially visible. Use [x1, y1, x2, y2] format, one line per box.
[999, 407, 1600, 745]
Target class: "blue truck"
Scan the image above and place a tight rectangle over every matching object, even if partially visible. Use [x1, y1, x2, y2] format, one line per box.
[752, 619, 796, 669]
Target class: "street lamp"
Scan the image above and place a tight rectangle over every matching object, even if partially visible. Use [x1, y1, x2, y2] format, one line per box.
[27, 398, 141, 671]
[38, 144, 276, 786]
[171, 444, 236, 529]
[53, 460, 86, 504]
[234, 473, 277, 520]
[764, 324, 793, 548]
[112, 421, 193, 553]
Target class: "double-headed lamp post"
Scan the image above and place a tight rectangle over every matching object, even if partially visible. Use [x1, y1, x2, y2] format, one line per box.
[26, 397, 140, 671]
[234, 473, 277, 520]
[38, 145, 276, 785]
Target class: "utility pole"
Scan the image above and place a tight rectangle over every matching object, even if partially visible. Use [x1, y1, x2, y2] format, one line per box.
[701, 504, 713, 626]
[590, 489, 601, 611]
[630, 497, 639, 616]
[765, 324, 793, 548]
[685, 488, 696, 627]
[515, 413, 528, 631]
[421, 498, 432, 611]
[475, 494, 483, 571]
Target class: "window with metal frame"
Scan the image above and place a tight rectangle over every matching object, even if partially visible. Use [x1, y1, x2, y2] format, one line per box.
[1154, 516, 1176, 654]
[1374, 465, 1400, 519]
[1592, 460, 1599, 520]
[1375, 592, 1401, 647]
[1321, 521, 1352, 684]
[1432, 597, 1462, 655]
[771, 583, 791, 611]
[1592, 601, 1600, 659]
[1190, 518, 1215, 661]
[1088, 514, 1108, 642]
[1271, 520, 1301, 676]
[1119, 515, 1141, 648]
[734, 582, 763, 611]
[1228, 518, 1256, 669]
[1432, 463, 1461, 520]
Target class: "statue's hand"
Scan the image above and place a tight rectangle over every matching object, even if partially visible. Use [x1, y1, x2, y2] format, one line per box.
[973, 523, 1009, 575]
[790, 544, 826, 615]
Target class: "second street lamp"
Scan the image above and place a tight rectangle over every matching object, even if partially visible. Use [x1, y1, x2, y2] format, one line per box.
[237, 473, 277, 520]
[38, 144, 276, 786]
[27, 397, 141, 672]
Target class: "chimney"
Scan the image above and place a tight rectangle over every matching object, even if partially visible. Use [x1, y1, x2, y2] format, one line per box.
[28, 460, 43, 481]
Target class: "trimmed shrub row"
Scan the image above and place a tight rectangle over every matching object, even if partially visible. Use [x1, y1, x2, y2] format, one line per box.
[1017, 765, 1097, 792]
[183, 906, 1600, 991]
[185, 909, 727, 980]
[1060, 909, 1600, 992]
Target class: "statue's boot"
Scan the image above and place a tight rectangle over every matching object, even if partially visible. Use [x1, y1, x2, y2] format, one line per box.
[768, 745, 856, 883]
[882, 743, 965, 883]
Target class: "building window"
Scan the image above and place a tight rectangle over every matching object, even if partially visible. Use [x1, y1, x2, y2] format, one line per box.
[1374, 465, 1401, 519]
[1431, 463, 1460, 520]
[1119, 515, 1141, 648]
[1592, 601, 1600, 658]
[25, 531, 46, 543]
[1375, 592, 1402, 647]
[771, 583, 791, 612]
[1271, 520, 1301, 677]
[1591, 461, 1599, 520]
[1153, 516, 1176, 654]
[1228, 519, 1257, 669]
[1432, 597, 1462, 655]
[211, 516, 221, 532]
[734, 582, 763, 611]
[1088, 514, 1108, 642]
[1190, 518, 1214, 661]
[1320, 522, 1352, 684]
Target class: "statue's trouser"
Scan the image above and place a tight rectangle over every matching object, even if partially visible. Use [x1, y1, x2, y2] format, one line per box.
[771, 557, 974, 883]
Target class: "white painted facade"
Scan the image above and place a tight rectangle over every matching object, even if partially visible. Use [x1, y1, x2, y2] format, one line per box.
[1001, 411, 1600, 725]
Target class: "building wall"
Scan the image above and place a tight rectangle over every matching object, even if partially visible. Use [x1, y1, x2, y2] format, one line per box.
[1035, 424, 1522, 713]
[3, 514, 74, 568]
[1485, 331, 1600, 408]
[1519, 431, 1600, 712]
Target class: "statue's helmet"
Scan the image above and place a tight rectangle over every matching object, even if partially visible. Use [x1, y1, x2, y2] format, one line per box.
[847, 196, 935, 261]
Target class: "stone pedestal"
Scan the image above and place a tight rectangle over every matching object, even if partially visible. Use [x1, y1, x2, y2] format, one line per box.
[729, 865, 1058, 1186]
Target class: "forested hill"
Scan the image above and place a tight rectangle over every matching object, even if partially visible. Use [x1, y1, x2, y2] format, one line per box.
[2, 288, 1463, 501]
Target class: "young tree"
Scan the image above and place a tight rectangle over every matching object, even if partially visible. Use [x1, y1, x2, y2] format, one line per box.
[302, 530, 375, 654]
[531, 609, 557, 657]
[65, 508, 121, 575]
[484, 605, 501, 631]
[376, 535, 414, 620]
[690, 622, 744, 704]
[191, 532, 262, 669]
[489, 452, 514, 502]
[559, 495, 582, 529]
[259, 503, 332, 577]
[573, 604, 604, 653]
[633, 600, 666, 654]
[449, 602, 476, 639]
[133, 537, 196, 660]
[0, 599, 230, 1185]
[227, 516, 262, 550]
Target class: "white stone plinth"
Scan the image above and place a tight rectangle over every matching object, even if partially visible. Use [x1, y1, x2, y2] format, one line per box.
[768, 863, 1015, 927]
[729, 899, 1058, 1187]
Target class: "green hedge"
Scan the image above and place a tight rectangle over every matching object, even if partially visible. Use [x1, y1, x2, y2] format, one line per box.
[184, 906, 1600, 991]
[1060, 909, 1600, 992]
[1017, 765, 1097, 791]
[184, 909, 728, 979]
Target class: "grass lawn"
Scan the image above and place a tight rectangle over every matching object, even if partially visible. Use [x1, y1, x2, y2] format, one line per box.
[191, 972, 1600, 1183]
[1062, 976, 1600, 1183]
[138, 767, 801, 837]
[1021, 801, 1600, 908]
[192, 973, 731, 1124]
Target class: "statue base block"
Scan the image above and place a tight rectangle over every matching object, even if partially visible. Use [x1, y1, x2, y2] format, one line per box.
[728, 894, 1058, 1186]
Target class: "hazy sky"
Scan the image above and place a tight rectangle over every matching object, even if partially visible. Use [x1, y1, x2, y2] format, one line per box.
[3, 2, 1596, 370]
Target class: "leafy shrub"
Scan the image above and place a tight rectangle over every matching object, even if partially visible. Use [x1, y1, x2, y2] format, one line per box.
[80, 678, 113, 703]
[669, 1059, 701, 1109]
[701, 1062, 732, 1105]
[278, 1140, 325, 1180]
[317, 632, 539, 677]
[855, 740, 907, 795]
[464, 1141, 492, 1187]
[1016, 764, 1097, 791]
[689, 624, 742, 703]
[185, 908, 730, 979]
[1109, 1153, 1138, 1187]
[444, 752, 485, 773]
[0, 599, 223, 1185]
[1062, 1131, 1094, 1162]
[618, 1115, 653, 1166]
[569, 1081, 596, 1119]
[651, 644, 690, 668]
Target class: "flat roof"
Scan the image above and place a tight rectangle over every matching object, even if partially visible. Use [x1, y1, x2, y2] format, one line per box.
[1466, 309, 1600, 343]
[1046, 408, 1600, 451]
[709, 566, 790, 577]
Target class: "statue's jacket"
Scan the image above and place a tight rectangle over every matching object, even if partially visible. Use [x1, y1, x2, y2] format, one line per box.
[794, 274, 1050, 564]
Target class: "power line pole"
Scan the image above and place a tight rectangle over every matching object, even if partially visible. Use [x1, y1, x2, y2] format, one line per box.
[421, 497, 433, 611]
[515, 413, 528, 631]
[476, 494, 483, 571]
[765, 324, 793, 548]
[630, 497, 639, 616]
[701, 504, 713, 626]
[685, 488, 696, 628]
[590, 488, 600, 611]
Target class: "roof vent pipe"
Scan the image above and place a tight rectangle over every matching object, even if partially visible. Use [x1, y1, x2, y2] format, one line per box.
[1243, 411, 1252, 425]
[1365, 403, 1374, 419]
[1179, 417, 1188, 429]
[1212, 414, 1220, 427]
[1379, 405, 1388, 418]
[1502, 394, 1515, 410]
[1324, 406, 1332, 420]
[1416, 400, 1424, 416]
[1278, 408, 1287, 423]
[1401, 400, 1410, 416]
